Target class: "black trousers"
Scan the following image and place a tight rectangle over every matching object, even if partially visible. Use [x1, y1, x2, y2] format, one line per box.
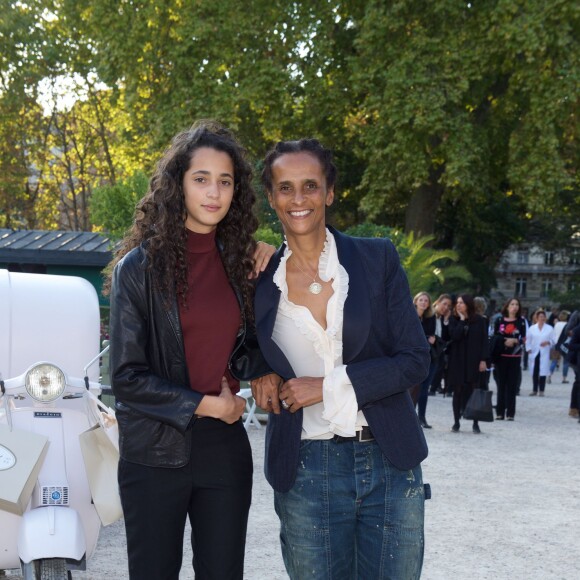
[430, 353, 446, 393]
[532, 354, 547, 392]
[496, 357, 521, 418]
[570, 364, 580, 410]
[452, 380, 479, 424]
[118, 418, 253, 580]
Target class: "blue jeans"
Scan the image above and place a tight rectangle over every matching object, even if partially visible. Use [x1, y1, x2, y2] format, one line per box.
[274, 439, 425, 579]
[549, 357, 569, 377]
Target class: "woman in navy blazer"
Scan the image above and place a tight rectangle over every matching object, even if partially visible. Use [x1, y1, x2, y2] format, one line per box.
[251, 138, 430, 579]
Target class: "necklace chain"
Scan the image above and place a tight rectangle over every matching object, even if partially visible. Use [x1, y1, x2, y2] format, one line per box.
[291, 257, 323, 295]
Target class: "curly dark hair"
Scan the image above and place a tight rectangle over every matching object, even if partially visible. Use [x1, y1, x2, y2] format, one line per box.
[261, 138, 337, 193]
[105, 120, 258, 321]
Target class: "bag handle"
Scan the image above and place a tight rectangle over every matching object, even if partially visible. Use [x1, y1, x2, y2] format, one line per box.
[85, 389, 116, 429]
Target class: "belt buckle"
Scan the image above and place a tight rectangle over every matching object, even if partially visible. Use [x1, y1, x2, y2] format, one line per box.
[358, 427, 373, 442]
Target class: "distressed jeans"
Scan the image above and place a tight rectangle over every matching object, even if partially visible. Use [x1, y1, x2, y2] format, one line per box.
[274, 438, 425, 579]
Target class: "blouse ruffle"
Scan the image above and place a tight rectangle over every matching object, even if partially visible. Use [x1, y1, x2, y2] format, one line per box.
[273, 229, 349, 362]
[272, 228, 364, 437]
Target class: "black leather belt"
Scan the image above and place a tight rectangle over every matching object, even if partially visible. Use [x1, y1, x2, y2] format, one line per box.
[332, 426, 374, 443]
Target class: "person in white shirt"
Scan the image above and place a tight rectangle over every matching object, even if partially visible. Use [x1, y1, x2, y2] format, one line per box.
[527, 309, 555, 396]
[251, 138, 429, 579]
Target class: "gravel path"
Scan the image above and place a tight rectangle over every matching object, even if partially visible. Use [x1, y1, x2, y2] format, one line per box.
[6, 371, 579, 579]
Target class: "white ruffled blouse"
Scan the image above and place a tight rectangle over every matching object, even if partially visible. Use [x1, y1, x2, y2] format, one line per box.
[271, 229, 368, 439]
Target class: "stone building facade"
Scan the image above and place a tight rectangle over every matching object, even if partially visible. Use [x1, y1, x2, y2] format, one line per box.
[491, 244, 579, 311]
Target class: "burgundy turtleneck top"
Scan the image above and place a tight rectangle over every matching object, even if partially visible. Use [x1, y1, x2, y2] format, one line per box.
[178, 228, 241, 396]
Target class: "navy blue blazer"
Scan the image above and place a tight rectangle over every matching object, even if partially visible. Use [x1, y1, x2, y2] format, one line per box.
[255, 227, 430, 492]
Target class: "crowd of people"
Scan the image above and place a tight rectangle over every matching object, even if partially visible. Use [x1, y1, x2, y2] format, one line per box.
[412, 293, 580, 432]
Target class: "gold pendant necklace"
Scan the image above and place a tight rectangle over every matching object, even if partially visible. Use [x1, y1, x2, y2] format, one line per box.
[292, 258, 323, 295]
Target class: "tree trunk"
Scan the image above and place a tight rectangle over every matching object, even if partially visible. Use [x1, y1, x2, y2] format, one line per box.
[404, 168, 445, 238]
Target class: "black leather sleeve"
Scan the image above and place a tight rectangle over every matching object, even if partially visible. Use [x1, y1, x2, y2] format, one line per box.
[229, 327, 273, 381]
[109, 249, 203, 434]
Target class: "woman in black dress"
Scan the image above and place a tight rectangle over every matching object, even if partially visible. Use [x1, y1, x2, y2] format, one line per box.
[447, 294, 489, 433]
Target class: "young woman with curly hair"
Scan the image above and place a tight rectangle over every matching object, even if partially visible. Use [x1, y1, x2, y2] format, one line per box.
[108, 121, 272, 579]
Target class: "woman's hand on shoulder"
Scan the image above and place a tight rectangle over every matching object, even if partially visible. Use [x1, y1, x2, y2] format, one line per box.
[250, 241, 276, 278]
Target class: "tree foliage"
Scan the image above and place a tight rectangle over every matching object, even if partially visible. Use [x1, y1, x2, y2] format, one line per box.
[0, 0, 578, 291]
[91, 170, 149, 239]
[351, 0, 578, 220]
[255, 227, 283, 248]
[345, 223, 471, 296]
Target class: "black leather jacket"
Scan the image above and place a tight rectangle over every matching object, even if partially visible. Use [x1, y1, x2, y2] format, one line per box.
[110, 245, 251, 467]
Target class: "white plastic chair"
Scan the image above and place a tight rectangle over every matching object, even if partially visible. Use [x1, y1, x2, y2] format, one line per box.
[239, 388, 262, 429]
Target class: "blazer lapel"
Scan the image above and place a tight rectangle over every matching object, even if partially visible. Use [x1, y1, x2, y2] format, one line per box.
[331, 227, 371, 363]
[256, 228, 371, 373]
[255, 244, 296, 380]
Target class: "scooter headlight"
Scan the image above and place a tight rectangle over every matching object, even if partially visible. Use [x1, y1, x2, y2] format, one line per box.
[25, 364, 66, 402]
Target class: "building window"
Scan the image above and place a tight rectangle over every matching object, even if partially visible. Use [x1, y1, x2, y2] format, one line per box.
[544, 251, 554, 265]
[517, 251, 529, 264]
[569, 281, 577, 291]
[515, 278, 527, 297]
[569, 252, 580, 266]
[541, 279, 552, 297]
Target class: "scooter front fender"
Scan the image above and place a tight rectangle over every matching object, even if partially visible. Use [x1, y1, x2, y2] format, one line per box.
[18, 506, 86, 564]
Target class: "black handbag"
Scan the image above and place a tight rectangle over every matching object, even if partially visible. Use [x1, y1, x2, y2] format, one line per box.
[463, 389, 494, 422]
[228, 331, 273, 381]
[429, 336, 447, 362]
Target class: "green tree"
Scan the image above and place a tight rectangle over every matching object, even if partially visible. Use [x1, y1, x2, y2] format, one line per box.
[345, 223, 470, 295]
[91, 170, 149, 239]
[0, 93, 56, 228]
[400, 233, 471, 297]
[1, 0, 578, 298]
[255, 226, 283, 247]
[0, 1, 148, 229]
[350, 0, 578, 233]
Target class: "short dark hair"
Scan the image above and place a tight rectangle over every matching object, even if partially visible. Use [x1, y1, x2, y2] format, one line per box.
[261, 138, 337, 193]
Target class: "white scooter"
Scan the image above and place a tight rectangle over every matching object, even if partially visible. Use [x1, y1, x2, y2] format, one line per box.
[0, 269, 113, 579]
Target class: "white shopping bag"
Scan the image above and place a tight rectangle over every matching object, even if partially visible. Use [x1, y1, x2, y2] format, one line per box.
[79, 423, 123, 526]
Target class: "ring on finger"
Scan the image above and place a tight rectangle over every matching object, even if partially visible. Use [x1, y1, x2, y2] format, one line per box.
[281, 399, 290, 410]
